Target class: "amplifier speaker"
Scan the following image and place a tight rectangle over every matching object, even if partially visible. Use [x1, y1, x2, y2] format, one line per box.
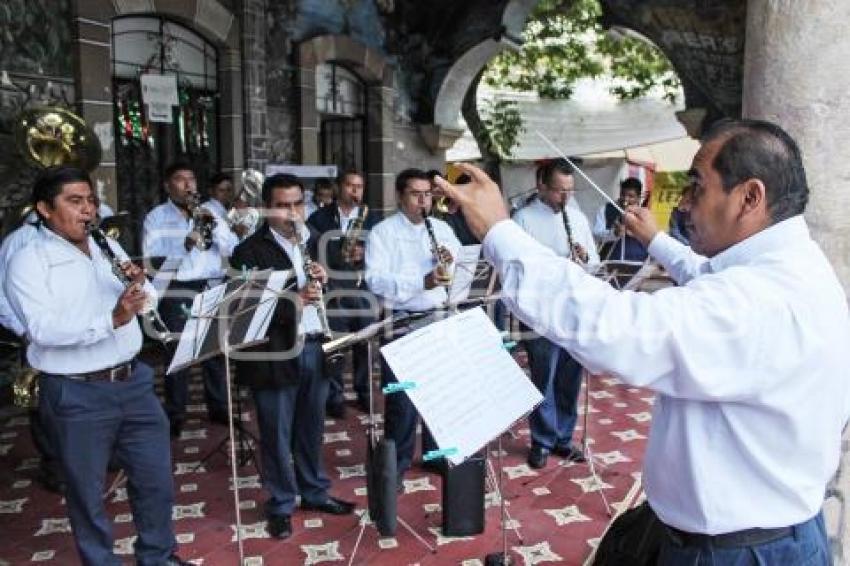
[441, 452, 485, 536]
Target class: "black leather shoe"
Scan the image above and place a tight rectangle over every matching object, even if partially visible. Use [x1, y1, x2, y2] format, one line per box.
[302, 496, 355, 515]
[553, 443, 587, 463]
[527, 445, 549, 469]
[267, 514, 292, 539]
[165, 554, 193, 566]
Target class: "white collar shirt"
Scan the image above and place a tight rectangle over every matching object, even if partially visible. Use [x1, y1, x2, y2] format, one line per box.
[0, 222, 39, 336]
[142, 199, 237, 281]
[513, 197, 600, 269]
[338, 205, 360, 232]
[365, 212, 462, 311]
[268, 224, 322, 335]
[5, 226, 156, 373]
[204, 197, 227, 220]
[483, 215, 850, 534]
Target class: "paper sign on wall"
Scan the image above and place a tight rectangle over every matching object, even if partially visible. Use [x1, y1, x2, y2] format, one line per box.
[140, 74, 179, 123]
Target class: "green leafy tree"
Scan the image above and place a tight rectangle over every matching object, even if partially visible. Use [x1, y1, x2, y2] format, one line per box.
[483, 0, 680, 102]
[480, 98, 525, 160]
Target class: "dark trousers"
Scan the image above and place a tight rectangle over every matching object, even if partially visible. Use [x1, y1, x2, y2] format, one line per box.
[524, 336, 583, 450]
[327, 294, 375, 405]
[158, 280, 227, 423]
[659, 512, 831, 566]
[38, 362, 175, 566]
[380, 354, 438, 475]
[252, 339, 331, 516]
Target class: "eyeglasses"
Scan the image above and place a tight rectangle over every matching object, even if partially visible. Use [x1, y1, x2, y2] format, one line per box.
[405, 190, 433, 198]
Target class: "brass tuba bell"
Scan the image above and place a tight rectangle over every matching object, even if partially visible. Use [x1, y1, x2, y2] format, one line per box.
[15, 106, 101, 171]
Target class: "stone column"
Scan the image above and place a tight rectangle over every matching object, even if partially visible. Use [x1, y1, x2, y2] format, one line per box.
[743, 0, 850, 294]
[743, 3, 850, 562]
[240, 0, 269, 172]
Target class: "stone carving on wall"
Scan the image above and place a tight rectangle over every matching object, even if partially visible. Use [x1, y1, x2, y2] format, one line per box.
[0, 0, 73, 77]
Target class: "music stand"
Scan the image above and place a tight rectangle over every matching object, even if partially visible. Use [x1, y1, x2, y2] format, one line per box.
[167, 269, 293, 564]
[323, 312, 437, 564]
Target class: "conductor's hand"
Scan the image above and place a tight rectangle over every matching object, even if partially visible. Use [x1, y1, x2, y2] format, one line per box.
[432, 163, 508, 241]
[112, 283, 147, 328]
[306, 261, 328, 285]
[299, 281, 322, 304]
[623, 206, 659, 247]
[119, 261, 146, 285]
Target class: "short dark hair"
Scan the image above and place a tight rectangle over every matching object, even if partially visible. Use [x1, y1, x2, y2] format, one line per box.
[539, 158, 574, 187]
[209, 172, 232, 187]
[620, 177, 642, 194]
[32, 167, 93, 219]
[337, 168, 363, 185]
[395, 168, 431, 193]
[703, 119, 809, 223]
[262, 173, 303, 206]
[164, 159, 195, 180]
[314, 178, 335, 193]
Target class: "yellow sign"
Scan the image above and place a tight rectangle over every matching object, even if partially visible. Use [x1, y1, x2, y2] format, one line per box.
[649, 172, 688, 231]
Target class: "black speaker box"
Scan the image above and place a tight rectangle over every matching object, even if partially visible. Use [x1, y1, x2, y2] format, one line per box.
[441, 452, 485, 536]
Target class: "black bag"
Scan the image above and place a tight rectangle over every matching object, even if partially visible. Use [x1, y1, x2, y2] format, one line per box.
[593, 501, 665, 566]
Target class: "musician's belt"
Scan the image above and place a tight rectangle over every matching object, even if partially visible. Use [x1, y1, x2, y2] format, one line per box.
[665, 524, 793, 549]
[53, 361, 135, 383]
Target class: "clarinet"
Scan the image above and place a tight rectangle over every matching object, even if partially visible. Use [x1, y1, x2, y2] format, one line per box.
[423, 208, 452, 284]
[560, 208, 578, 262]
[340, 204, 368, 267]
[296, 226, 334, 341]
[88, 225, 173, 342]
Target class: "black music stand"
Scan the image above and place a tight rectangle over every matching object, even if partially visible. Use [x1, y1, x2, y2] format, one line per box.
[323, 312, 437, 565]
[167, 268, 294, 564]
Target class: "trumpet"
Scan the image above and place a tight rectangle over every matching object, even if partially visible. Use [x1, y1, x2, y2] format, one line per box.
[341, 203, 368, 266]
[186, 192, 216, 250]
[227, 169, 263, 235]
[296, 225, 334, 341]
[88, 224, 173, 342]
[422, 208, 453, 286]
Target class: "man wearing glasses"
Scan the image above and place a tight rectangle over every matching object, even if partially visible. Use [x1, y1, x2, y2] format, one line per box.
[512, 159, 599, 469]
[365, 168, 461, 487]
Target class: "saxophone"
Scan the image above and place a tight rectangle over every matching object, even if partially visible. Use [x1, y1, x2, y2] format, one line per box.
[88, 224, 173, 342]
[296, 225, 334, 341]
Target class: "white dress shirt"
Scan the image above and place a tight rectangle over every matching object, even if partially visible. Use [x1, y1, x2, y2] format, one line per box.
[338, 205, 360, 232]
[5, 226, 157, 374]
[592, 204, 617, 242]
[513, 198, 600, 269]
[143, 199, 237, 281]
[0, 222, 39, 336]
[268, 224, 322, 335]
[366, 212, 462, 311]
[203, 197, 227, 220]
[483, 215, 850, 535]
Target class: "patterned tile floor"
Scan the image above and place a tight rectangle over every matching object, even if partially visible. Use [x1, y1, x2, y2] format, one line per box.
[0, 368, 652, 565]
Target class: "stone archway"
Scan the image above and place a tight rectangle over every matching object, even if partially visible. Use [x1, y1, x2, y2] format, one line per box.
[426, 0, 537, 149]
[70, 0, 243, 211]
[298, 35, 394, 210]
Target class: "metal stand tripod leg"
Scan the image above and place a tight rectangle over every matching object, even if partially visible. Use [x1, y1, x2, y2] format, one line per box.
[346, 338, 435, 565]
[520, 371, 612, 516]
[484, 435, 522, 565]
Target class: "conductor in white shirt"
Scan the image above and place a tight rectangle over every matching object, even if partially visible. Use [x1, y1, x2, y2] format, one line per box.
[435, 119, 848, 565]
[366, 168, 462, 485]
[5, 167, 189, 566]
[512, 159, 598, 469]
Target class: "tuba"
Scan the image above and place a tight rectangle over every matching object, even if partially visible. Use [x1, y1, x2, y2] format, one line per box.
[11, 106, 102, 407]
[227, 169, 262, 235]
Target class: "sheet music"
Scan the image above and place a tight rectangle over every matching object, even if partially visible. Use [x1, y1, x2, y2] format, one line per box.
[447, 244, 482, 305]
[243, 270, 291, 343]
[167, 282, 226, 375]
[151, 255, 183, 297]
[380, 307, 542, 465]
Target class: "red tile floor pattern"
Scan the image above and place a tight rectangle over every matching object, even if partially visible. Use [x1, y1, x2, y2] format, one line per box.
[0, 370, 653, 565]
